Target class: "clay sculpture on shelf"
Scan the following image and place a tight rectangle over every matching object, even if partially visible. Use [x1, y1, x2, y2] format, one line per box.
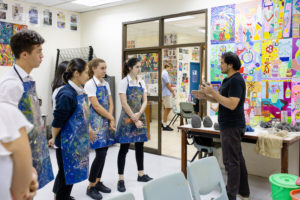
[276, 122, 295, 132]
[203, 116, 213, 128]
[191, 115, 201, 128]
[213, 122, 220, 130]
[293, 122, 300, 132]
[260, 121, 272, 128]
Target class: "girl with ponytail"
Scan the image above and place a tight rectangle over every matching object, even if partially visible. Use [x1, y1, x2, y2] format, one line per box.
[50, 58, 97, 200]
[115, 57, 153, 193]
[84, 58, 116, 199]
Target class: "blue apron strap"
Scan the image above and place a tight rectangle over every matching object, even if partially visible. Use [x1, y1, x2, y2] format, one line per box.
[13, 65, 24, 83]
[92, 77, 97, 87]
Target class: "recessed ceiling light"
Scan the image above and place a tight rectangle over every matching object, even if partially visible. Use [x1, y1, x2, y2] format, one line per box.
[72, 0, 123, 7]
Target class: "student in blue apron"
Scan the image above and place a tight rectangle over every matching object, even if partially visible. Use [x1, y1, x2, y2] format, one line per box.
[84, 58, 116, 200]
[0, 29, 54, 190]
[115, 58, 153, 192]
[50, 58, 96, 200]
[49, 60, 69, 200]
[51, 61, 69, 110]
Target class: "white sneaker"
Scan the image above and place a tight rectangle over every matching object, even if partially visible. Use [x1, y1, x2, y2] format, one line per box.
[237, 194, 249, 200]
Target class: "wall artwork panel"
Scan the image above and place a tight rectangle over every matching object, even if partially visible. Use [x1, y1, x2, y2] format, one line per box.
[211, 5, 235, 44]
[235, 1, 263, 43]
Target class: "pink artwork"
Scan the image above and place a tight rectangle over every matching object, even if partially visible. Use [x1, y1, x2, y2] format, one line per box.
[292, 82, 300, 125]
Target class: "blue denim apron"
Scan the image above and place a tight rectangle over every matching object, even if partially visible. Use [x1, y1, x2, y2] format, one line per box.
[14, 66, 54, 189]
[90, 78, 115, 149]
[60, 93, 90, 185]
[116, 78, 147, 143]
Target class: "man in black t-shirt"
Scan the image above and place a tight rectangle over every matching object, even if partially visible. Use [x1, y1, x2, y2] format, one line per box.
[192, 52, 250, 200]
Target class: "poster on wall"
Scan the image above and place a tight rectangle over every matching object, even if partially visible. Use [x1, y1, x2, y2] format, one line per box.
[293, 0, 300, 37]
[0, 0, 7, 20]
[43, 9, 52, 26]
[292, 82, 300, 124]
[29, 7, 38, 25]
[235, 0, 262, 43]
[261, 39, 279, 79]
[292, 37, 300, 77]
[0, 44, 13, 66]
[210, 43, 235, 82]
[0, 21, 13, 44]
[0, 10, 6, 20]
[261, 81, 291, 122]
[164, 34, 177, 45]
[13, 24, 27, 34]
[57, 11, 65, 29]
[12, 4, 24, 22]
[278, 38, 292, 78]
[262, 39, 292, 79]
[236, 41, 262, 81]
[211, 4, 235, 44]
[70, 15, 78, 31]
[282, 0, 292, 38]
[262, 0, 285, 40]
[138, 53, 158, 72]
[245, 81, 262, 125]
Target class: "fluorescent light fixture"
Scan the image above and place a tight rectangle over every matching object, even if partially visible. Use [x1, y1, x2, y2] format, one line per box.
[198, 28, 205, 33]
[72, 0, 123, 7]
[165, 15, 195, 22]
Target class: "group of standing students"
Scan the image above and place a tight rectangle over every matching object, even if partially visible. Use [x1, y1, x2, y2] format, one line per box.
[0, 29, 152, 200]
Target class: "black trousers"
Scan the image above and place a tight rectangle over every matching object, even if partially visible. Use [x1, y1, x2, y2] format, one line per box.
[53, 148, 73, 200]
[117, 142, 144, 175]
[89, 147, 109, 183]
[220, 127, 250, 200]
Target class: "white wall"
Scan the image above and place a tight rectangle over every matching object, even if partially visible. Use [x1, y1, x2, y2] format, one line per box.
[0, 0, 81, 122]
[80, 0, 299, 177]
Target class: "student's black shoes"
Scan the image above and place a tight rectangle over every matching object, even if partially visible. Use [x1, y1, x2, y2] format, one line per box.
[162, 125, 173, 131]
[95, 182, 111, 193]
[117, 180, 126, 192]
[137, 174, 153, 182]
[87, 186, 103, 200]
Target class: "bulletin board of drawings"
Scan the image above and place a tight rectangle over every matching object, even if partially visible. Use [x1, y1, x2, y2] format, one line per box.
[210, 0, 300, 125]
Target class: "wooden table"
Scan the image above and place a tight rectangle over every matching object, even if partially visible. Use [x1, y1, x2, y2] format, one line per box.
[178, 124, 300, 177]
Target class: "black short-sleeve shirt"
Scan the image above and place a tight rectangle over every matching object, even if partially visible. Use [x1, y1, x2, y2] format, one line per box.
[218, 72, 246, 131]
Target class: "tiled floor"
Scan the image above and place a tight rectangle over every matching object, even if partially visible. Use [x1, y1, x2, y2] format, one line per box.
[36, 146, 272, 200]
[145, 118, 200, 161]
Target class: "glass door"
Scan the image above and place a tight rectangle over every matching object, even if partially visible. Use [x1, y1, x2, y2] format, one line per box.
[125, 50, 162, 155]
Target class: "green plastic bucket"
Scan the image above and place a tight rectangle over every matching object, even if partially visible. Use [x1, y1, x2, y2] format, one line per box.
[269, 174, 300, 200]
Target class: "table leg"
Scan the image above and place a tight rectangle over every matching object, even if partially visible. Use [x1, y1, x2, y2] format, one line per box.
[281, 143, 288, 173]
[181, 129, 187, 178]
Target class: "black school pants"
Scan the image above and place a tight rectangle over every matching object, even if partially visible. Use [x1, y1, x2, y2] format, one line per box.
[53, 148, 73, 200]
[117, 142, 144, 174]
[88, 147, 109, 183]
[220, 127, 250, 200]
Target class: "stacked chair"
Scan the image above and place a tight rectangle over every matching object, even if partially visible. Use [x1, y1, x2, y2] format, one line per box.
[142, 156, 228, 200]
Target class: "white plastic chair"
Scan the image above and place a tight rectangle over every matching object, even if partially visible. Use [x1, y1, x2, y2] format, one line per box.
[107, 193, 135, 200]
[143, 172, 193, 200]
[187, 156, 228, 200]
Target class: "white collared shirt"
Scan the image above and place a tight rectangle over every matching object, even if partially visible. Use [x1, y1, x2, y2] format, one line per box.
[118, 74, 147, 94]
[68, 80, 85, 95]
[0, 64, 33, 106]
[0, 102, 33, 200]
[84, 76, 111, 97]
